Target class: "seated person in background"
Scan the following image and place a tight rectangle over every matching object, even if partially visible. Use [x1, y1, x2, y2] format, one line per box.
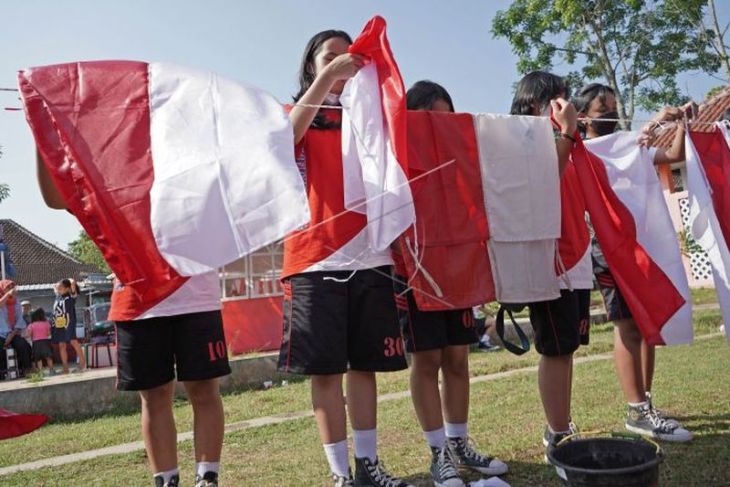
[0, 280, 33, 377]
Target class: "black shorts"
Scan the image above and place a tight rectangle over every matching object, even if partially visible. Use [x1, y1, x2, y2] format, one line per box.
[32, 339, 53, 361]
[115, 310, 231, 391]
[395, 284, 478, 353]
[278, 266, 408, 375]
[51, 325, 77, 344]
[528, 289, 590, 356]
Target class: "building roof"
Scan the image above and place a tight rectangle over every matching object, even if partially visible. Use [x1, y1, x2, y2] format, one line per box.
[0, 219, 100, 286]
[654, 85, 730, 149]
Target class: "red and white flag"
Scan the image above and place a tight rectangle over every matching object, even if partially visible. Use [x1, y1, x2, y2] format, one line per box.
[341, 16, 414, 252]
[571, 136, 686, 346]
[20, 61, 309, 304]
[585, 131, 692, 345]
[686, 125, 730, 344]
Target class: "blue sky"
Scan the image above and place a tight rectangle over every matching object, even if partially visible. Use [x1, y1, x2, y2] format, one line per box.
[0, 1, 727, 248]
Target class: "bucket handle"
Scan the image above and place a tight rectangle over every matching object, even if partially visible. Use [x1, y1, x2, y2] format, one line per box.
[556, 430, 663, 458]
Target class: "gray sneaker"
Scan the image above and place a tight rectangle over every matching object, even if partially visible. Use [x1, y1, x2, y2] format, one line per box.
[430, 445, 465, 487]
[333, 470, 355, 487]
[645, 392, 680, 427]
[195, 472, 218, 487]
[153, 475, 179, 487]
[447, 437, 508, 476]
[625, 403, 692, 442]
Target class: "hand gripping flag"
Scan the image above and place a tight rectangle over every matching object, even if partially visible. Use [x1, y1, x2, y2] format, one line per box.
[19, 61, 309, 316]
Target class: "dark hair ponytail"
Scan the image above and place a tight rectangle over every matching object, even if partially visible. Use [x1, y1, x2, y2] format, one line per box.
[294, 29, 353, 129]
[406, 80, 455, 112]
[510, 71, 569, 116]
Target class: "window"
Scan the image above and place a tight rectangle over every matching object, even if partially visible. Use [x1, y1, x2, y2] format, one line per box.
[671, 167, 685, 192]
[220, 243, 284, 300]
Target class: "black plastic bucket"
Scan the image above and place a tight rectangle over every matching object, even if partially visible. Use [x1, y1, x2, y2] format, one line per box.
[547, 435, 663, 487]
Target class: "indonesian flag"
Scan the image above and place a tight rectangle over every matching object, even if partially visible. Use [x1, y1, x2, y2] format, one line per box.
[571, 136, 687, 345]
[19, 61, 309, 304]
[686, 125, 730, 344]
[585, 132, 692, 345]
[0, 409, 48, 440]
[341, 16, 414, 252]
[399, 112, 561, 310]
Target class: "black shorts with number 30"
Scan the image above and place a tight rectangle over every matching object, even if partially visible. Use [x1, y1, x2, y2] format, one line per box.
[115, 310, 231, 391]
[278, 266, 408, 376]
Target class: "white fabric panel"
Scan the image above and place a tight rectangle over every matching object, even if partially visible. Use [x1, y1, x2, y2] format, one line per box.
[559, 245, 594, 290]
[340, 63, 415, 252]
[487, 240, 560, 302]
[137, 272, 221, 320]
[303, 225, 394, 274]
[687, 129, 730, 344]
[148, 62, 310, 276]
[476, 113, 561, 302]
[586, 132, 692, 345]
[475, 114, 561, 242]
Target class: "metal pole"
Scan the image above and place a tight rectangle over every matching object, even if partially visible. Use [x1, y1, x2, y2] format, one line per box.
[1, 250, 5, 280]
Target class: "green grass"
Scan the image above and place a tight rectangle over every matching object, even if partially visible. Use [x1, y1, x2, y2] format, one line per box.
[0, 312, 726, 486]
[690, 287, 720, 306]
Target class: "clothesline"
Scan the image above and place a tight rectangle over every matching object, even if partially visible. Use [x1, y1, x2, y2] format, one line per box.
[2, 93, 724, 126]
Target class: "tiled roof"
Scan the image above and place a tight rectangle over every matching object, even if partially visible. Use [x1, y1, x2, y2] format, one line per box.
[0, 219, 100, 286]
[653, 86, 730, 149]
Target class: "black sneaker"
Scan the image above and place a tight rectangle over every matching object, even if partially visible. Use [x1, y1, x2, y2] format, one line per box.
[354, 456, 413, 487]
[447, 437, 508, 476]
[333, 470, 355, 487]
[430, 445, 465, 487]
[153, 474, 179, 487]
[625, 403, 692, 442]
[195, 471, 218, 487]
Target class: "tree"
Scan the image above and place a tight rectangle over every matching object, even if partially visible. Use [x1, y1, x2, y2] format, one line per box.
[492, 0, 722, 128]
[68, 231, 111, 274]
[692, 0, 730, 82]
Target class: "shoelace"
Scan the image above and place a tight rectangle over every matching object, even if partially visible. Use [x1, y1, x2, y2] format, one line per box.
[644, 406, 677, 432]
[456, 437, 493, 465]
[437, 446, 460, 479]
[366, 461, 402, 487]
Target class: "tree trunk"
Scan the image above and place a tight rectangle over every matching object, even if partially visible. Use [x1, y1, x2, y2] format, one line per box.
[709, 0, 730, 82]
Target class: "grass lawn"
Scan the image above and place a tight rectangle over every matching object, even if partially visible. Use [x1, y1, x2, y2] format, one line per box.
[0, 312, 727, 486]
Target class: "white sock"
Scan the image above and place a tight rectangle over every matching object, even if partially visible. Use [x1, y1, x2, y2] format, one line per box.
[628, 400, 649, 408]
[445, 422, 468, 439]
[153, 468, 179, 483]
[352, 428, 377, 462]
[196, 461, 220, 477]
[424, 427, 446, 448]
[323, 440, 350, 477]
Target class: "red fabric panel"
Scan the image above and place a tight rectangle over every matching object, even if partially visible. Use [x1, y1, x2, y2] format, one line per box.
[222, 297, 284, 354]
[282, 113, 367, 277]
[690, 130, 730, 245]
[0, 408, 49, 440]
[18, 61, 187, 321]
[571, 138, 685, 345]
[349, 15, 408, 173]
[557, 164, 590, 273]
[398, 111, 495, 310]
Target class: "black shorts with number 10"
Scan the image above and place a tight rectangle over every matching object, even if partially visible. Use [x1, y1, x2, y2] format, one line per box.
[278, 266, 407, 375]
[115, 310, 231, 391]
